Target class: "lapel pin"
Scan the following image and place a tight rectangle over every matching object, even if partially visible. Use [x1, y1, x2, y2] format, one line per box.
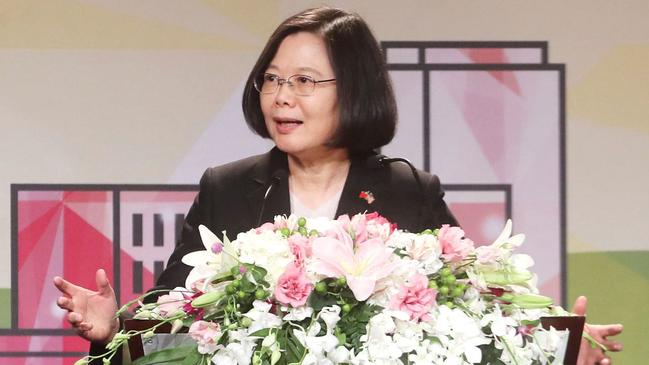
[358, 190, 375, 204]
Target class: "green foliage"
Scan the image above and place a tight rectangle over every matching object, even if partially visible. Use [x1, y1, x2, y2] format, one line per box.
[131, 345, 198, 365]
[478, 344, 505, 365]
[308, 289, 338, 312]
[336, 302, 380, 353]
[276, 327, 306, 365]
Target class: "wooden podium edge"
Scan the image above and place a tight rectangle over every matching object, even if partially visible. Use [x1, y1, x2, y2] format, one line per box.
[541, 316, 585, 365]
[123, 320, 188, 361]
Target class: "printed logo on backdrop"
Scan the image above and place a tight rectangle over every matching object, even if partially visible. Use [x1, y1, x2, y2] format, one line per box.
[2, 42, 565, 363]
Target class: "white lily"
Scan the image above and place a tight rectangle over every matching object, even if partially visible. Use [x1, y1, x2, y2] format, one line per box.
[181, 225, 238, 289]
[493, 219, 525, 248]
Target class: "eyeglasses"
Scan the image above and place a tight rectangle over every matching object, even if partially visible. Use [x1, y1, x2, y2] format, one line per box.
[253, 73, 336, 96]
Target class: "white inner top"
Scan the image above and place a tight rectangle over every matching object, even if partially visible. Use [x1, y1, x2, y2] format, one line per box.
[289, 188, 343, 219]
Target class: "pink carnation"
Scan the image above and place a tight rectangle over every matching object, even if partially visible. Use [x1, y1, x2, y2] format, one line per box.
[188, 320, 222, 354]
[438, 224, 474, 263]
[390, 273, 437, 322]
[365, 212, 397, 240]
[288, 234, 312, 268]
[274, 263, 313, 307]
[365, 212, 389, 226]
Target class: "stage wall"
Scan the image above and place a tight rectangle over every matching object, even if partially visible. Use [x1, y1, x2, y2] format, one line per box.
[1, 1, 647, 363]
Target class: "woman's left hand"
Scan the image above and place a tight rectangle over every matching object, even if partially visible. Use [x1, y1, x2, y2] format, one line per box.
[572, 296, 623, 365]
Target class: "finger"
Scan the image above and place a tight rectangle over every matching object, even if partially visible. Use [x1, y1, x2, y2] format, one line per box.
[53, 276, 82, 296]
[67, 312, 84, 326]
[95, 269, 114, 296]
[599, 357, 611, 365]
[77, 321, 93, 332]
[571, 295, 588, 316]
[603, 340, 623, 352]
[56, 297, 74, 312]
[588, 324, 624, 340]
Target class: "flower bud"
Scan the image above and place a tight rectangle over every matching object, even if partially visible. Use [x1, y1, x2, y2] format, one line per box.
[262, 333, 276, 348]
[271, 350, 282, 365]
[191, 291, 225, 308]
[171, 319, 185, 334]
[510, 293, 553, 309]
[483, 270, 532, 286]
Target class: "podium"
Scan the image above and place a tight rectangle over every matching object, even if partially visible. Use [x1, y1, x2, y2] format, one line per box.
[125, 316, 585, 364]
[124, 320, 190, 362]
[541, 316, 585, 365]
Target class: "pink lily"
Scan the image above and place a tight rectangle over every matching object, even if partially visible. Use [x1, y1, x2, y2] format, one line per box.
[311, 225, 394, 301]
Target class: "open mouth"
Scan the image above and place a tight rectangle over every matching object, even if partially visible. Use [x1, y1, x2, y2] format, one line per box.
[274, 117, 303, 125]
[273, 117, 303, 134]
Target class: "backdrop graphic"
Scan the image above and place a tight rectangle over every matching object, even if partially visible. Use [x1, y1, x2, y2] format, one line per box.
[1, 1, 647, 364]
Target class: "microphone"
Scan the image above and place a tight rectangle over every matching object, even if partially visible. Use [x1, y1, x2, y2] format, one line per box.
[257, 169, 288, 226]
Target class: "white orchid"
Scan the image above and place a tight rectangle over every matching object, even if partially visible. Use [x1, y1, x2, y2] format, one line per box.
[243, 300, 282, 333]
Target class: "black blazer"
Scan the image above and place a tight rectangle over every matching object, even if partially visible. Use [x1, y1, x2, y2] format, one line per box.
[90, 148, 457, 363]
[155, 147, 458, 291]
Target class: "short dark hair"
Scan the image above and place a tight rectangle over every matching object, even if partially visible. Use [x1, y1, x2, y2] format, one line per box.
[242, 7, 397, 154]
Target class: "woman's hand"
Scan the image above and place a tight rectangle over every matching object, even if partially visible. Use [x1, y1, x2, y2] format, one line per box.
[573, 296, 623, 365]
[53, 269, 120, 344]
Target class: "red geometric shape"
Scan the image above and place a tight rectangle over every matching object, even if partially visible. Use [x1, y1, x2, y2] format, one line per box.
[0, 356, 80, 365]
[17, 199, 61, 231]
[63, 191, 111, 203]
[62, 205, 114, 329]
[18, 205, 63, 328]
[463, 49, 522, 95]
[18, 203, 62, 266]
[65, 202, 112, 239]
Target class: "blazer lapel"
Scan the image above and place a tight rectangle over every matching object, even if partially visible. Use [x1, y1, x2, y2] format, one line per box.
[335, 153, 386, 218]
[245, 148, 290, 225]
[245, 150, 386, 222]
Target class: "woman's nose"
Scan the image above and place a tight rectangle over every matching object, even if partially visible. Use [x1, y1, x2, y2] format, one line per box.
[273, 81, 296, 106]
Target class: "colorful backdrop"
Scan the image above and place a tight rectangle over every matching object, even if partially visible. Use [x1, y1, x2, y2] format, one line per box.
[1, 1, 647, 364]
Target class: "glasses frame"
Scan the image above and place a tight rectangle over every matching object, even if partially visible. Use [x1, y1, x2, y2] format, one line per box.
[254, 73, 336, 96]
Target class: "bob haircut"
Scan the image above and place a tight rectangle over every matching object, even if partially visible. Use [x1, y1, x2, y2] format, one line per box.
[242, 7, 397, 154]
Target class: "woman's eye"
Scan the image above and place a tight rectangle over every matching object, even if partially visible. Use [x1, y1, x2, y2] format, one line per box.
[296, 76, 312, 84]
[264, 74, 278, 82]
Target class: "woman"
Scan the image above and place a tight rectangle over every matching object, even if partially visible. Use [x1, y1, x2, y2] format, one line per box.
[53, 7, 621, 364]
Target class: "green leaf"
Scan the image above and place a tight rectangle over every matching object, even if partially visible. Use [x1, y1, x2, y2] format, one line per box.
[336, 303, 380, 354]
[131, 345, 197, 365]
[285, 334, 305, 364]
[249, 328, 271, 338]
[179, 348, 203, 365]
[308, 292, 338, 312]
[250, 266, 268, 282]
[477, 344, 504, 365]
[240, 276, 257, 292]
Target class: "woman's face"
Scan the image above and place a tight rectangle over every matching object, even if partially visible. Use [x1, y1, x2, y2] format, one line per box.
[260, 31, 340, 160]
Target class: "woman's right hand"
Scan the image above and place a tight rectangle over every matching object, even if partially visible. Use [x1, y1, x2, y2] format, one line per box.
[53, 269, 120, 344]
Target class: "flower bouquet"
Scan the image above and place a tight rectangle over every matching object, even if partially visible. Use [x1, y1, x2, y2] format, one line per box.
[80, 213, 580, 365]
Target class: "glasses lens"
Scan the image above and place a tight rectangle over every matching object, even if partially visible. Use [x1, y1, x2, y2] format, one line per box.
[254, 73, 278, 94]
[289, 75, 315, 96]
